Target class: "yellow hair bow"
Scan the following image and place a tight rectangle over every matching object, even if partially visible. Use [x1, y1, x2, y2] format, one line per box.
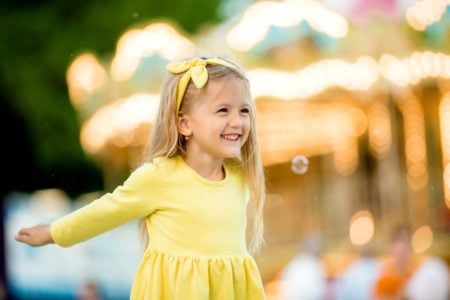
[166, 57, 237, 114]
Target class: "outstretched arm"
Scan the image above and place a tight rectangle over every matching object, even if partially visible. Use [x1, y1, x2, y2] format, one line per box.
[15, 224, 54, 247]
[15, 163, 158, 248]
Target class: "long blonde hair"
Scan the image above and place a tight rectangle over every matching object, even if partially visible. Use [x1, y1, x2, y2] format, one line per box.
[140, 57, 266, 254]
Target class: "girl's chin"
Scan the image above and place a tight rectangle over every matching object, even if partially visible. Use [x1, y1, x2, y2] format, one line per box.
[223, 150, 242, 158]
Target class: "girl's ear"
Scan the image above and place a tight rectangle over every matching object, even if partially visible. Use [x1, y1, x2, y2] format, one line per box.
[177, 113, 192, 137]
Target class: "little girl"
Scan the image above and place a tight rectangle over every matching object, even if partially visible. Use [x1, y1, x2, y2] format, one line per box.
[15, 56, 267, 299]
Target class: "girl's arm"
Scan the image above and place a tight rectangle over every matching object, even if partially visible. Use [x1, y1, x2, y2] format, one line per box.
[15, 224, 54, 247]
[17, 162, 159, 248]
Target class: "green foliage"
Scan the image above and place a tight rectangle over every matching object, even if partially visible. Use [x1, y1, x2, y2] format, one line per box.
[0, 0, 223, 196]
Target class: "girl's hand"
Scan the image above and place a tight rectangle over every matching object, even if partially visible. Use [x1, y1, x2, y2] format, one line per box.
[15, 224, 54, 247]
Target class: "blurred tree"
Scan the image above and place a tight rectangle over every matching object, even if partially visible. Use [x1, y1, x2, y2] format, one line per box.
[0, 0, 223, 197]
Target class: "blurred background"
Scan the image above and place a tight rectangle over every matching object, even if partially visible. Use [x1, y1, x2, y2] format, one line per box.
[1, 0, 450, 299]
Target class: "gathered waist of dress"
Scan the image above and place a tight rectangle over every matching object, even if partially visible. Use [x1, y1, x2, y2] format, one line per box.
[144, 247, 252, 260]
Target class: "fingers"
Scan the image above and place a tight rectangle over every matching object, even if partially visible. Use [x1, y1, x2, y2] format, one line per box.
[17, 227, 30, 236]
[15, 228, 30, 243]
[15, 226, 38, 245]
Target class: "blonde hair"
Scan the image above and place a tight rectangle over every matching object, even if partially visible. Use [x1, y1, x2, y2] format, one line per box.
[140, 57, 266, 254]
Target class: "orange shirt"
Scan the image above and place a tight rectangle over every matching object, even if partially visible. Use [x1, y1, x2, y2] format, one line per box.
[374, 257, 421, 298]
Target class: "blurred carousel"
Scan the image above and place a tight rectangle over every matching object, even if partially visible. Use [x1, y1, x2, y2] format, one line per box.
[65, 0, 450, 285]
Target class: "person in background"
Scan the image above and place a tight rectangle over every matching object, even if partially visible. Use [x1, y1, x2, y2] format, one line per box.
[15, 56, 267, 299]
[78, 281, 102, 300]
[278, 233, 327, 300]
[404, 252, 450, 300]
[373, 228, 418, 300]
[335, 245, 380, 300]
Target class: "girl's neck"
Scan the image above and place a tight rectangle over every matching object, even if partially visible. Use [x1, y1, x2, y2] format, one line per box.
[182, 154, 225, 181]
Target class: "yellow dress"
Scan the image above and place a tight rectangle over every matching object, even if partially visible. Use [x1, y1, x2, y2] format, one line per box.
[50, 156, 265, 299]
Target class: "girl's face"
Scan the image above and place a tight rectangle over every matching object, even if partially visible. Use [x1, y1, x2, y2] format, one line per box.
[178, 76, 251, 161]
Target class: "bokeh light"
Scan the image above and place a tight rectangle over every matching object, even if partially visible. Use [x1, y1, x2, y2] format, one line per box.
[411, 225, 433, 253]
[349, 210, 375, 246]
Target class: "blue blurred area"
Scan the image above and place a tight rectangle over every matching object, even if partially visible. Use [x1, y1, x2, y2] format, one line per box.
[4, 192, 142, 300]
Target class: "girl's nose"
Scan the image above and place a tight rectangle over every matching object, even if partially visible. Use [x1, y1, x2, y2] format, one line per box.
[229, 113, 245, 127]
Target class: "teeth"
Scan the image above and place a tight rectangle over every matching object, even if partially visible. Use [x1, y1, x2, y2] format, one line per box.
[222, 134, 239, 141]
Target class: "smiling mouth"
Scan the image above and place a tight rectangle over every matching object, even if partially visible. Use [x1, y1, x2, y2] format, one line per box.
[221, 134, 240, 141]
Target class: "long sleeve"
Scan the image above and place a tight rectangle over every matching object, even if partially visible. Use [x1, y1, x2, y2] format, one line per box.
[50, 163, 160, 247]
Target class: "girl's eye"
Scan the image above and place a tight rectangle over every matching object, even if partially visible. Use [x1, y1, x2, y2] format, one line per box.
[241, 108, 250, 114]
[218, 108, 228, 113]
